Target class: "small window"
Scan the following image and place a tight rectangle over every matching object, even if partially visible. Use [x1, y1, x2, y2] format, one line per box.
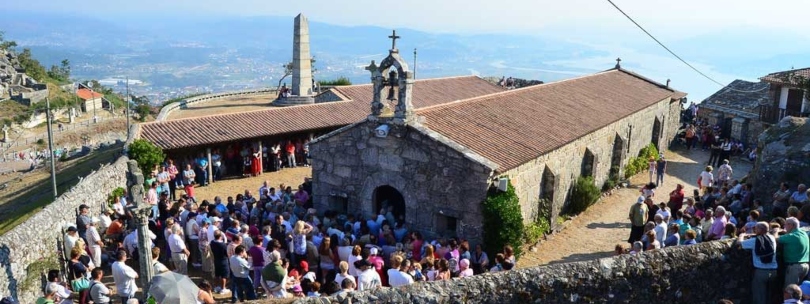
[436, 214, 458, 237]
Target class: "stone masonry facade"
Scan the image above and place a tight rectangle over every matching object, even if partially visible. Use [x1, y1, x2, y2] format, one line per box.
[0, 157, 129, 302]
[310, 121, 493, 244]
[508, 97, 683, 225]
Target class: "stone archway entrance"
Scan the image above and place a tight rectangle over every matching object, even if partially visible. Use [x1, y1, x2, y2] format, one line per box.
[373, 185, 406, 224]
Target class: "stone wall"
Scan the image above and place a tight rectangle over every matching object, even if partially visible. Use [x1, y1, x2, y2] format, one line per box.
[0, 156, 129, 302]
[295, 239, 753, 304]
[507, 97, 682, 225]
[698, 106, 768, 148]
[310, 120, 493, 243]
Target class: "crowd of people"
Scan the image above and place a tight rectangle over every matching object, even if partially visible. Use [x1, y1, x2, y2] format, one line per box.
[681, 119, 755, 163]
[624, 151, 810, 304]
[169, 139, 312, 189]
[38, 157, 515, 303]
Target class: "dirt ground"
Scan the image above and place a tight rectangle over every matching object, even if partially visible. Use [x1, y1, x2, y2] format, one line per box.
[518, 148, 753, 267]
[191, 167, 313, 202]
[166, 94, 278, 120]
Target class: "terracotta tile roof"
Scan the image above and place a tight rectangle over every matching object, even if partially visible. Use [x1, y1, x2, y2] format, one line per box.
[760, 67, 810, 86]
[140, 76, 504, 150]
[418, 69, 686, 172]
[76, 88, 103, 100]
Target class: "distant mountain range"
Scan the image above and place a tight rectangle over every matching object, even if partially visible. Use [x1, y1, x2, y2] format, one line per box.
[1, 11, 809, 101]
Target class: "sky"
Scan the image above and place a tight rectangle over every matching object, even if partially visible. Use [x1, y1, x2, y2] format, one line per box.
[7, 0, 810, 100]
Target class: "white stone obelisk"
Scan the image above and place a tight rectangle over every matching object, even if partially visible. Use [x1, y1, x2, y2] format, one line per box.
[292, 13, 313, 97]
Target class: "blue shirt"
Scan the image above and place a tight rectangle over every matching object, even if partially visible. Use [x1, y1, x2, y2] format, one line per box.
[197, 158, 208, 168]
[792, 191, 808, 203]
[741, 235, 778, 269]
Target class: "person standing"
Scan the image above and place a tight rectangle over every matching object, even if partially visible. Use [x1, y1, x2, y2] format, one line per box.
[718, 139, 733, 168]
[210, 230, 230, 294]
[111, 250, 138, 303]
[156, 166, 170, 196]
[628, 196, 648, 244]
[168, 225, 190, 275]
[699, 166, 714, 192]
[76, 204, 91, 241]
[777, 217, 810, 287]
[229, 245, 257, 302]
[648, 157, 656, 185]
[655, 155, 667, 187]
[738, 222, 777, 304]
[285, 140, 296, 168]
[166, 159, 179, 201]
[717, 159, 733, 186]
[685, 125, 696, 150]
[88, 268, 111, 304]
[85, 217, 103, 268]
[708, 137, 721, 165]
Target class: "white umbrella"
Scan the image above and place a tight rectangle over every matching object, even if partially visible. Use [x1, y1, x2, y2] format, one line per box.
[148, 272, 199, 304]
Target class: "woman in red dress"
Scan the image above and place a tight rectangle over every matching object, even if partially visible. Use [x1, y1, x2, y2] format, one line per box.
[251, 148, 261, 176]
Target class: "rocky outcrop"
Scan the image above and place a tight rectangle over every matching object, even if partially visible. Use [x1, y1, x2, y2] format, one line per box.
[750, 116, 810, 202]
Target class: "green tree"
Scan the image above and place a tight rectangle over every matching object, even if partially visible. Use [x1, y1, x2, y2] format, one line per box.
[131, 95, 151, 121]
[17, 48, 48, 82]
[482, 178, 524, 258]
[128, 139, 165, 175]
[47, 59, 71, 82]
[0, 31, 17, 51]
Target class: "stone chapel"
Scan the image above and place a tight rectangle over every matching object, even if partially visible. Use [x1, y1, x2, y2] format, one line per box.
[309, 33, 686, 244]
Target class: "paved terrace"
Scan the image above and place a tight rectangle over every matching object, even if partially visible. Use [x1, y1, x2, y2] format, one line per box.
[166, 93, 278, 120]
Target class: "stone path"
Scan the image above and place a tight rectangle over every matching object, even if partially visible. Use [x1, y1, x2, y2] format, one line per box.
[518, 148, 753, 267]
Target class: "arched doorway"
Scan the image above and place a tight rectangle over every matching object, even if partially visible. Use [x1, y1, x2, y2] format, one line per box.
[373, 185, 406, 224]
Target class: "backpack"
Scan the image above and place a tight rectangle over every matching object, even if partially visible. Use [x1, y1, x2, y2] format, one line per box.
[755, 235, 775, 264]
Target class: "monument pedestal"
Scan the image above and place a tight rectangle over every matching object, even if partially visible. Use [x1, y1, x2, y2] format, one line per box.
[273, 95, 315, 107]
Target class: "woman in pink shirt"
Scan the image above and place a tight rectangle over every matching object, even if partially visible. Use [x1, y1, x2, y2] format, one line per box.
[411, 232, 423, 261]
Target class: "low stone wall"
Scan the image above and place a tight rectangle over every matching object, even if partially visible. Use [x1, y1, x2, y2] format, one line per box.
[155, 88, 278, 121]
[296, 239, 753, 304]
[0, 156, 129, 302]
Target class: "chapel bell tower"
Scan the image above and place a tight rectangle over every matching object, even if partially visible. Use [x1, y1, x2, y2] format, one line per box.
[366, 30, 415, 125]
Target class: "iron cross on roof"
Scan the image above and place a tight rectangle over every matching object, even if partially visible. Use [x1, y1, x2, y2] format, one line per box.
[388, 30, 400, 50]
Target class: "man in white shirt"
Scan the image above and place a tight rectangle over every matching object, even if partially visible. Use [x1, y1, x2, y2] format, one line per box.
[86, 217, 103, 267]
[354, 259, 381, 291]
[653, 214, 667, 247]
[259, 181, 270, 200]
[208, 217, 221, 244]
[229, 245, 257, 301]
[387, 256, 414, 287]
[64, 226, 79, 254]
[267, 187, 281, 202]
[168, 225, 190, 274]
[111, 250, 138, 303]
[88, 268, 111, 304]
[186, 211, 201, 268]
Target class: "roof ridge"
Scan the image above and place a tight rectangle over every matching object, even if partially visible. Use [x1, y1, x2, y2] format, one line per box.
[141, 100, 358, 126]
[764, 67, 810, 76]
[614, 68, 678, 93]
[417, 70, 618, 113]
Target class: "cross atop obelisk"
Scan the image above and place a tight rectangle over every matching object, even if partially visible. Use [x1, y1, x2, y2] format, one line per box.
[388, 30, 400, 52]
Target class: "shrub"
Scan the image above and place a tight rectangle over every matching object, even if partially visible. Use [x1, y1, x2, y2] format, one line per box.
[108, 187, 126, 204]
[482, 178, 524, 258]
[524, 198, 551, 244]
[623, 143, 660, 178]
[602, 179, 616, 192]
[127, 139, 165, 175]
[318, 76, 352, 86]
[569, 176, 601, 215]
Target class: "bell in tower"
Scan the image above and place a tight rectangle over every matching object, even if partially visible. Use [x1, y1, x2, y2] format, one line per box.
[366, 30, 415, 125]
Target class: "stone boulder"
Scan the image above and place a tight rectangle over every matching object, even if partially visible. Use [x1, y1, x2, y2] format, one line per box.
[750, 116, 810, 202]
